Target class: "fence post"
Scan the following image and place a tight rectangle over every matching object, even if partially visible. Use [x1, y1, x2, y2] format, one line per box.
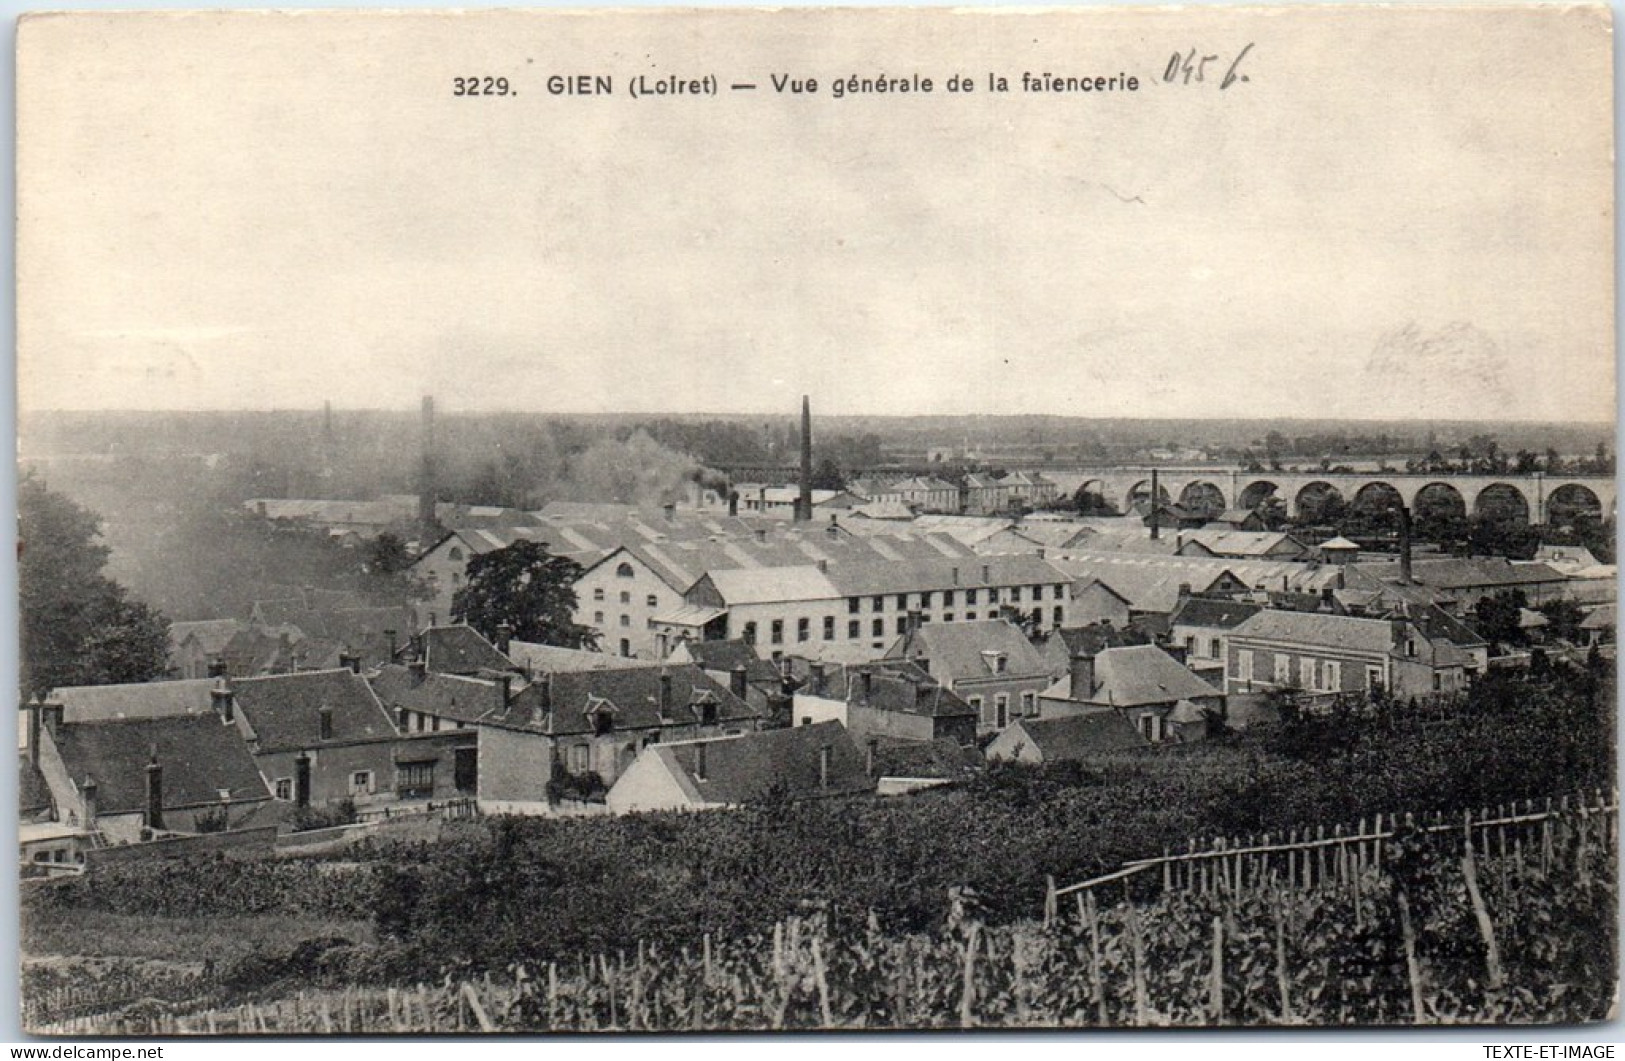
[1272, 894, 1294, 1024]
[1084, 890, 1108, 1026]
[1126, 901, 1149, 1026]
[958, 923, 979, 1029]
[1461, 812, 1504, 990]
[1209, 914, 1225, 1025]
[1044, 875, 1057, 927]
[1395, 888, 1426, 1024]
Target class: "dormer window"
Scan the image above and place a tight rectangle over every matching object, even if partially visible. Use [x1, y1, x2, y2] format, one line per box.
[700, 700, 718, 726]
[591, 709, 614, 736]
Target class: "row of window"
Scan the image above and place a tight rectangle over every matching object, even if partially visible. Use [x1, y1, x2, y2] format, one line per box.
[593, 588, 660, 607]
[846, 584, 1067, 614]
[1232, 649, 1353, 693]
[966, 690, 1039, 729]
[743, 606, 1066, 646]
[593, 611, 637, 628]
[272, 764, 441, 801]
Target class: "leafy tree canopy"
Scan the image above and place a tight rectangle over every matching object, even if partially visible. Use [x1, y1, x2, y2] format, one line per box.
[20, 474, 169, 698]
[451, 540, 596, 649]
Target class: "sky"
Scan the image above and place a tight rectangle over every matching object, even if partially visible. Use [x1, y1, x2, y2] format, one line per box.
[16, 6, 1617, 422]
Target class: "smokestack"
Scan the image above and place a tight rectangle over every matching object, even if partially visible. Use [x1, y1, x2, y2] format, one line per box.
[26, 704, 40, 768]
[730, 664, 748, 700]
[1070, 653, 1096, 701]
[798, 395, 813, 522]
[145, 752, 165, 832]
[1398, 504, 1414, 584]
[419, 396, 437, 533]
[1150, 469, 1161, 540]
[81, 774, 99, 828]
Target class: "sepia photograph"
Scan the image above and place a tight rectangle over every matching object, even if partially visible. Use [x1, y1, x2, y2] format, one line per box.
[13, 4, 1619, 1035]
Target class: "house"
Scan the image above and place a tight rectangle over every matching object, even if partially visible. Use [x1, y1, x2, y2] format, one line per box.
[1137, 501, 1207, 530]
[788, 658, 979, 746]
[227, 668, 406, 807]
[667, 638, 789, 720]
[28, 704, 271, 845]
[1356, 557, 1571, 613]
[475, 663, 762, 813]
[42, 678, 222, 723]
[1030, 623, 1152, 678]
[883, 618, 1056, 733]
[1580, 604, 1615, 646]
[410, 525, 568, 625]
[1224, 609, 1476, 700]
[985, 712, 1148, 764]
[1173, 529, 1309, 562]
[1068, 577, 1134, 628]
[1318, 537, 1362, 565]
[1207, 508, 1267, 532]
[407, 624, 516, 676]
[167, 619, 245, 679]
[869, 737, 984, 795]
[1168, 594, 1265, 681]
[671, 555, 1074, 660]
[734, 485, 867, 518]
[605, 721, 874, 814]
[961, 474, 1011, 515]
[1001, 472, 1060, 507]
[1037, 644, 1225, 743]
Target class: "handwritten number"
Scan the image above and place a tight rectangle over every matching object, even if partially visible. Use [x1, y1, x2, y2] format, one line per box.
[1163, 43, 1253, 89]
[1220, 42, 1255, 90]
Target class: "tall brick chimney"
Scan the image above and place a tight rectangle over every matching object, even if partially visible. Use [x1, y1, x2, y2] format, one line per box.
[418, 396, 437, 535]
[1149, 469, 1161, 540]
[798, 395, 813, 523]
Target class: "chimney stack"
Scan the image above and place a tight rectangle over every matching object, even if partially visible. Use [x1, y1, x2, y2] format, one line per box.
[861, 670, 874, 701]
[1149, 469, 1161, 540]
[211, 678, 235, 723]
[418, 396, 437, 534]
[499, 673, 513, 706]
[340, 652, 361, 674]
[41, 703, 62, 739]
[408, 658, 427, 684]
[730, 664, 748, 700]
[658, 669, 673, 717]
[695, 741, 708, 781]
[798, 395, 814, 523]
[536, 673, 553, 712]
[496, 623, 513, 655]
[1069, 653, 1096, 701]
[385, 628, 398, 661]
[81, 774, 99, 828]
[728, 490, 739, 518]
[294, 754, 311, 809]
[207, 658, 227, 679]
[809, 661, 825, 695]
[866, 737, 878, 779]
[819, 744, 832, 788]
[663, 502, 676, 522]
[1397, 504, 1414, 584]
[1177, 582, 1192, 600]
[145, 752, 165, 832]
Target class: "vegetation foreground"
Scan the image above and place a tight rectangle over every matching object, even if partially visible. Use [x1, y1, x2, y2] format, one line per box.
[22, 666, 1616, 1031]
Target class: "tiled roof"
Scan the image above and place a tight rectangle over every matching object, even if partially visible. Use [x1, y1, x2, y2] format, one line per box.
[1230, 610, 1400, 655]
[168, 619, 244, 657]
[1176, 529, 1305, 557]
[791, 659, 977, 719]
[870, 737, 983, 780]
[1170, 596, 1265, 631]
[1003, 713, 1148, 759]
[46, 679, 220, 723]
[1043, 645, 1221, 707]
[654, 722, 875, 805]
[231, 669, 399, 752]
[419, 625, 514, 675]
[672, 639, 779, 682]
[886, 620, 1053, 685]
[506, 641, 641, 674]
[368, 665, 507, 725]
[1359, 557, 1568, 590]
[51, 714, 269, 813]
[483, 663, 759, 736]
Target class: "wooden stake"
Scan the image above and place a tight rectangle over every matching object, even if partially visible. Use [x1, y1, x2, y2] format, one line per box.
[1272, 894, 1294, 1024]
[462, 983, 494, 1031]
[1460, 839, 1504, 989]
[1085, 891, 1108, 1026]
[958, 923, 980, 1028]
[1209, 914, 1225, 1025]
[1127, 902, 1149, 1026]
[1045, 874, 1057, 926]
[1396, 889, 1426, 1024]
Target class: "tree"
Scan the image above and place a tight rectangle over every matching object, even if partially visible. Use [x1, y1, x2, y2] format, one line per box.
[451, 540, 596, 649]
[364, 532, 432, 605]
[1472, 590, 1529, 651]
[19, 474, 170, 698]
[809, 458, 846, 492]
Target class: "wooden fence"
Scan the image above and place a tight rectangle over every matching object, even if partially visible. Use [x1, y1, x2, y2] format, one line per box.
[1047, 788, 1618, 919]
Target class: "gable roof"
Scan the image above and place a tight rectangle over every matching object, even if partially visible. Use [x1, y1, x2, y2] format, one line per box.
[1176, 529, 1305, 558]
[652, 722, 875, 804]
[1169, 596, 1265, 631]
[1230, 609, 1402, 655]
[168, 619, 244, 658]
[483, 663, 759, 736]
[419, 625, 515, 675]
[1358, 557, 1568, 591]
[1002, 713, 1148, 759]
[230, 669, 399, 752]
[671, 639, 781, 683]
[51, 714, 269, 813]
[1044, 644, 1221, 706]
[886, 620, 1053, 684]
[791, 658, 978, 719]
[368, 665, 508, 725]
[46, 679, 220, 723]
